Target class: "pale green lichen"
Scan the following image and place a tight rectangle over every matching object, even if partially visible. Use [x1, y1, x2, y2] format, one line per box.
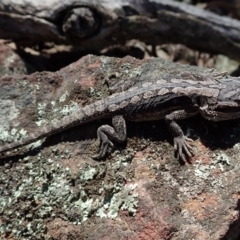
[37, 98, 80, 128]
[89, 87, 102, 98]
[0, 153, 116, 238]
[129, 67, 142, 78]
[51, 101, 56, 107]
[193, 151, 233, 189]
[19, 128, 27, 137]
[35, 119, 46, 127]
[71, 194, 93, 223]
[0, 130, 11, 142]
[194, 160, 212, 180]
[213, 152, 231, 167]
[0, 128, 28, 143]
[60, 102, 80, 116]
[0, 145, 140, 239]
[36, 103, 47, 126]
[37, 103, 47, 117]
[34, 84, 40, 91]
[119, 63, 131, 74]
[18, 79, 28, 87]
[59, 91, 69, 103]
[80, 165, 97, 181]
[96, 183, 138, 219]
[194, 151, 231, 179]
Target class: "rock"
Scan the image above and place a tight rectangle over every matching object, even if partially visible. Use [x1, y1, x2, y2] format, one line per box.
[0, 55, 239, 240]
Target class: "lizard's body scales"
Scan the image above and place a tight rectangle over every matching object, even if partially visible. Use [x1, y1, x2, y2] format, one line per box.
[1, 74, 240, 161]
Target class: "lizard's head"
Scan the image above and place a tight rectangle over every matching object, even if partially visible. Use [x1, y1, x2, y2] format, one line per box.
[218, 77, 240, 102]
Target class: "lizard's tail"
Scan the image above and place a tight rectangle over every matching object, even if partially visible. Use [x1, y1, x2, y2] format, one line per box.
[0, 99, 110, 155]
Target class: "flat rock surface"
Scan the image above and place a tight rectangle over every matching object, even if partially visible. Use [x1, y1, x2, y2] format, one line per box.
[0, 54, 240, 240]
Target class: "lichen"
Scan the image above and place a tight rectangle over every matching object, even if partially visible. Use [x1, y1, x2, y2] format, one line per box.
[129, 67, 142, 78]
[59, 102, 80, 116]
[59, 91, 69, 103]
[80, 165, 97, 181]
[192, 151, 233, 189]
[89, 87, 102, 98]
[194, 151, 231, 180]
[96, 183, 138, 219]
[0, 147, 140, 239]
[0, 156, 94, 238]
[36, 103, 47, 126]
[0, 128, 28, 143]
[37, 103, 47, 118]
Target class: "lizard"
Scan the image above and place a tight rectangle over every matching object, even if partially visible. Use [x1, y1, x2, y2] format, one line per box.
[1, 74, 240, 162]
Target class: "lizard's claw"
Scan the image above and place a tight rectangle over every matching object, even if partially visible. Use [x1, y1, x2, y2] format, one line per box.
[92, 139, 114, 160]
[173, 136, 194, 163]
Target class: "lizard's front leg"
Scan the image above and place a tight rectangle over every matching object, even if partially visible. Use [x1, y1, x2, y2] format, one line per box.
[165, 109, 199, 162]
[92, 115, 127, 159]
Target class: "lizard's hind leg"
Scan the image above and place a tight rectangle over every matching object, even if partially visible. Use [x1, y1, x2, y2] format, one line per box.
[92, 115, 127, 159]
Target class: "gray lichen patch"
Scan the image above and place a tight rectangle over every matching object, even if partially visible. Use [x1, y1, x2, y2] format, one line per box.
[35, 95, 80, 128]
[80, 165, 97, 181]
[0, 156, 95, 238]
[96, 183, 138, 219]
[194, 151, 231, 181]
[0, 127, 28, 144]
[59, 91, 69, 103]
[89, 87, 103, 99]
[0, 147, 139, 239]
[59, 102, 80, 116]
[35, 103, 48, 126]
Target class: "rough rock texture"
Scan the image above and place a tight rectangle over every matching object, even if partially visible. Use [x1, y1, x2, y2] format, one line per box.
[0, 54, 240, 240]
[0, 42, 28, 77]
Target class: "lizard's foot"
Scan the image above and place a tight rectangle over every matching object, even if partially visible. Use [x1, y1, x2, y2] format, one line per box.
[92, 115, 127, 160]
[173, 136, 194, 162]
[92, 132, 114, 160]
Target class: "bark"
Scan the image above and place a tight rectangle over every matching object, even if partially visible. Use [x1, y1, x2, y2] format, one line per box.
[1, 0, 240, 61]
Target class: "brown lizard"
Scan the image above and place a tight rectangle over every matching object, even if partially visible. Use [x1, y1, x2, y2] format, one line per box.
[1, 74, 240, 162]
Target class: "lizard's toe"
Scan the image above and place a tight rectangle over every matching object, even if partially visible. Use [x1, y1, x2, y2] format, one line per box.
[174, 136, 194, 163]
[92, 139, 114, 160]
